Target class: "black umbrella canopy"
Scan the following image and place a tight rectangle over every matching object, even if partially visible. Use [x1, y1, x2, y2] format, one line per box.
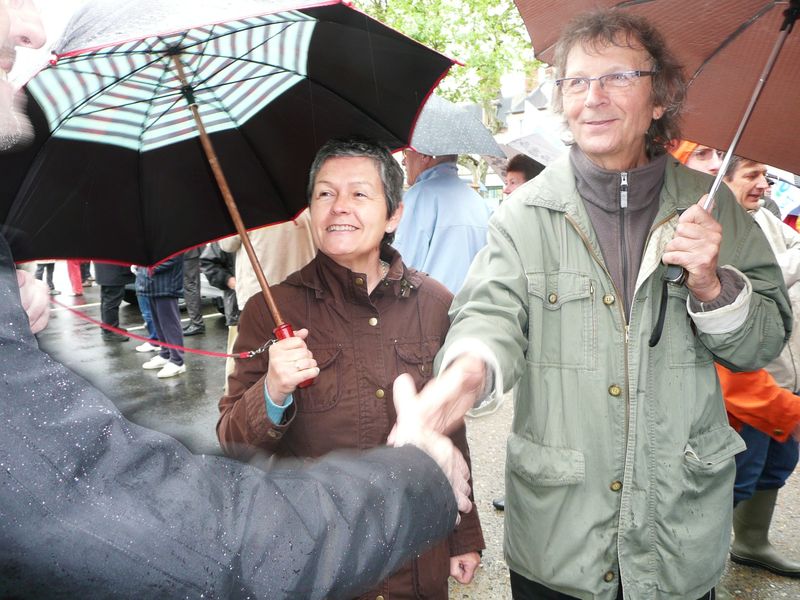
[1, 0, 454, 265]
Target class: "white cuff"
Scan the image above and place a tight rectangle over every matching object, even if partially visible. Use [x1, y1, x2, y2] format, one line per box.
[439, 337, 505, 417]
[688, 265, 751, 335]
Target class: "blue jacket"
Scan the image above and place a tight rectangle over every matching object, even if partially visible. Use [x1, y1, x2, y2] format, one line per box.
[393, 162, 490, 294]
[135, 256, 183, 298]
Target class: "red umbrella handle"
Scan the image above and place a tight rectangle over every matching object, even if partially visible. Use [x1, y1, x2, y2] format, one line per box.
[274, 323, 314, 388]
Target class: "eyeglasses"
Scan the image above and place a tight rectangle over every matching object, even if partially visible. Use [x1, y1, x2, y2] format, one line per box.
[554, 70, 657, 97]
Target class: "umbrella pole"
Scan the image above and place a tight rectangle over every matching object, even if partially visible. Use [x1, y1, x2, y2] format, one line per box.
[703, 0, 799, 212]
[169, 55, 287, 329]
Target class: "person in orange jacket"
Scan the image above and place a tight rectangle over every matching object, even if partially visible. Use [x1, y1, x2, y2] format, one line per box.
[672, 140, 800, 578]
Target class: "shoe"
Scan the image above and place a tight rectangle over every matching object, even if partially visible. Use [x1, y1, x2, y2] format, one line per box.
[142, 355, 169, 370]
[70, 292, 84, 297]
[157, 362, 186, 378]
[492, 497, 505, 511]
[102, 330, 129, 343]
[135, 341, 159, 353]
[730, 488, 800, 577]
[82, 279, 93, 287]
[49, 289, 61, 296]
[182, 323, 205, 336]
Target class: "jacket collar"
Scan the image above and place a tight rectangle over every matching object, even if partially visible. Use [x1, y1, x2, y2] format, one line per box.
[414, 162, 458, 185]
[522, 148, 694, 224]
[286, 246, 423, 302]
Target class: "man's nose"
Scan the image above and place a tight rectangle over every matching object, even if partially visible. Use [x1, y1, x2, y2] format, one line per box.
[10, 4, 46, 50]
[583, 79, 608, 106]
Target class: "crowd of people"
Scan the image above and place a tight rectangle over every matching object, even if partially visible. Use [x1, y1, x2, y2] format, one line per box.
[2, 1, 800, 599]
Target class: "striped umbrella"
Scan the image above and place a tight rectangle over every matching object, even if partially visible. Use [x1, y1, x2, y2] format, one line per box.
[1, 0, 453, 334]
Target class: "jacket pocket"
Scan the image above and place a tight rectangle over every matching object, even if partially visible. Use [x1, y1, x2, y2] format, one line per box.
[295, 346, 341, 413]
[394, 337, 439, 383]
[526, 271, 596, 370]
[666, 285, 714, 367]
[507, 433, 585, 487]
[684, 426, 746, 474]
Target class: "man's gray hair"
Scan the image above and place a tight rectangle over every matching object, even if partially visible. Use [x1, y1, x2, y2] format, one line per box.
[552, 10, 687, 157]
[307, 137, 404, 245]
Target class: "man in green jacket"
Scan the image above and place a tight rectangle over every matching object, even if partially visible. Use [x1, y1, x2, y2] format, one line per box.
[433, 11, 791, 600]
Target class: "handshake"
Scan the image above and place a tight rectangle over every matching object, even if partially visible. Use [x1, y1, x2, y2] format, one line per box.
[389, 355, 487, 521]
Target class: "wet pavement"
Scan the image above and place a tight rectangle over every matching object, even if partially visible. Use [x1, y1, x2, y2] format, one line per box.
[38, 272, 227, 456]
[36, 267, 800, 599]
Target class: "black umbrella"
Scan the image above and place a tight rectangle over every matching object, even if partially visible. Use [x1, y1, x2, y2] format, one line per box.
[1, 0, 453, 336]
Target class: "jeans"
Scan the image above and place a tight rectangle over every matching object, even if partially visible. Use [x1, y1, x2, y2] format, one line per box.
[734, 424, 799, 505]
[136, 293, 158, 341]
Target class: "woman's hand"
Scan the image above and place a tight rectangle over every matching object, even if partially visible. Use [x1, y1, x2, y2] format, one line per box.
[450, 551, 480, 584]
[265, 328, 318, 405]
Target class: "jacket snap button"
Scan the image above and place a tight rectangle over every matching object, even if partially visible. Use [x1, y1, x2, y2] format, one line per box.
[354, 277, 365, 286]
[376, 596, 385, 600]
[604, 571, 615, 582]
[368, 317, 378, 326]
[548, 293, 558, 304]
[608, 384, 622, 397]
[375, 389, 385, 399]
[610, 480, 622, 492]
[603, 294, 615, 305]
[774, 428, 784, 437]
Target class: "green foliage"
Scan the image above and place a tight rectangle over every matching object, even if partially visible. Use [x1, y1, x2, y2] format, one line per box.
[356, 0, 538, 112]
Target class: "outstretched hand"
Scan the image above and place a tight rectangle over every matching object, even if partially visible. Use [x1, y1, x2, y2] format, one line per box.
[17, 269, 50, 334]
[389, 354, 487, 446]
[391, 373, 473, 518]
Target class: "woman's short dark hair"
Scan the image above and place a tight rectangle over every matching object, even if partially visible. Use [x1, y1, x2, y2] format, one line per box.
[551, 10, 686, 156]
[307, 137, 404, 244]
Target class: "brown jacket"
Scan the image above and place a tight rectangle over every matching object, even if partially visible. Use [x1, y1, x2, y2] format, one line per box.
[218, 247, 484, 600]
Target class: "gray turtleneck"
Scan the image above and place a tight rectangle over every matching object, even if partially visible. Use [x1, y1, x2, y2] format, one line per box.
[570, 146, 667, 316]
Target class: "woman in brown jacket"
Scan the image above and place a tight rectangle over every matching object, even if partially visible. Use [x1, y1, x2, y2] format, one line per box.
[217, 137, 484, 599]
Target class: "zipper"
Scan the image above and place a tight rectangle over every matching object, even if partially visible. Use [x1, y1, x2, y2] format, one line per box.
[620, 172, 629, 316]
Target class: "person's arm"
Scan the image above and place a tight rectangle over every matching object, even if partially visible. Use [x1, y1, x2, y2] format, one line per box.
[0, 236, 463, 599]
[681, 191, 791, 371]
[717, 364, 800, 441]
[422, 215, 529, 434]
[217, 292, 319, 460]
[199, 243, 234, 291]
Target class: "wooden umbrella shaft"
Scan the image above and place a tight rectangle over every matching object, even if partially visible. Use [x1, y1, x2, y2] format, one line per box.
[170, 54, 285, 327]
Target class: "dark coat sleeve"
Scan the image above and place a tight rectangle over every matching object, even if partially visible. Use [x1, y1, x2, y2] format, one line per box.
[0, 236, 457, 600]
[200, 242, 236, 291]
